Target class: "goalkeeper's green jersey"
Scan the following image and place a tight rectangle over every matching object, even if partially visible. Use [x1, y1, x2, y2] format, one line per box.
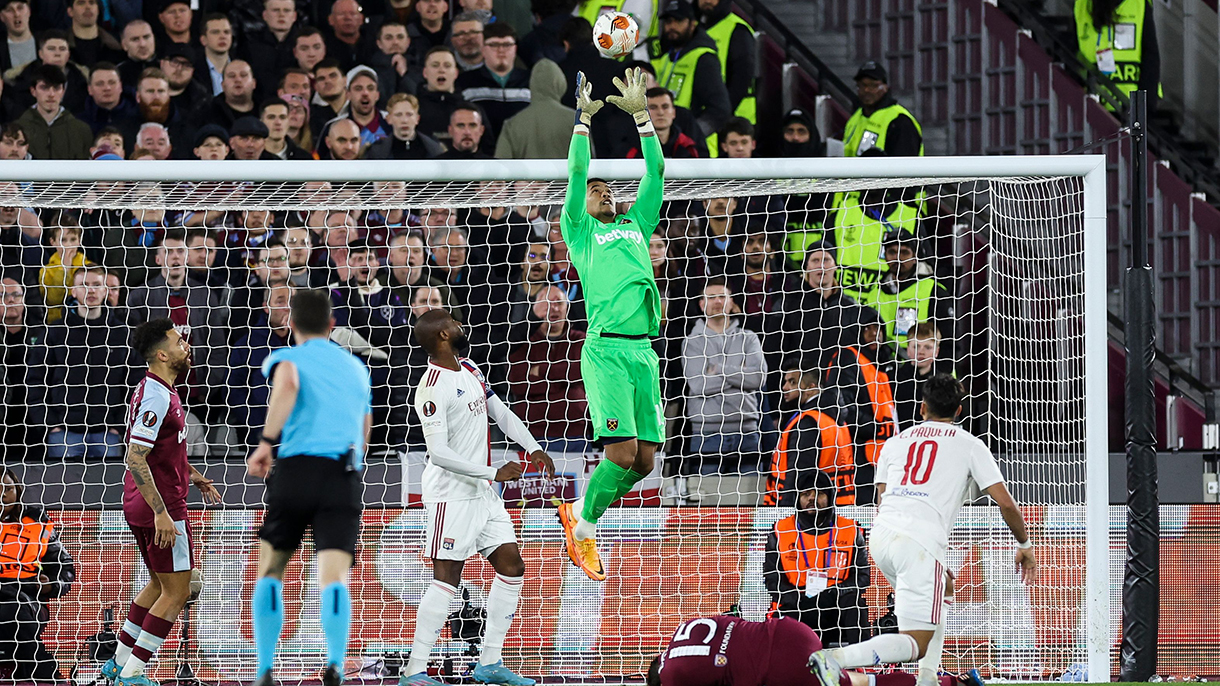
[561, 132, 665, 337]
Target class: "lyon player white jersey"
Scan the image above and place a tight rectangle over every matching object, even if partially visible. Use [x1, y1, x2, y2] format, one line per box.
[414, 359, 496, 503]
[873, 421, 1006, 560]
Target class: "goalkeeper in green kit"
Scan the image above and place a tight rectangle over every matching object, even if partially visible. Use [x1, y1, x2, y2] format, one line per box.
[555, 67, 664, 582]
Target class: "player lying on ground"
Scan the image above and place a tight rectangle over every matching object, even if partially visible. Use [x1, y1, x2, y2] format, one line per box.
[104, 319, 221, 686]
[808, 375, 1037, 686]
[402, 308, 555, 686]
[646, 614, 983, 686]
[246, 289, 374, 686]
[556, 66, 667, 582]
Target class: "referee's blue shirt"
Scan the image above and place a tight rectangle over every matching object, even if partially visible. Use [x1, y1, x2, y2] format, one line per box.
[262, 338, 373, 469]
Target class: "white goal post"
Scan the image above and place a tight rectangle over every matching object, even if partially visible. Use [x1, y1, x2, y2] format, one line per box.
[0, 154, 1109, 682]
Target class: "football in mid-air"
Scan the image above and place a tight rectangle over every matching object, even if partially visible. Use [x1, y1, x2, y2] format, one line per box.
[594, 12, 640, 59]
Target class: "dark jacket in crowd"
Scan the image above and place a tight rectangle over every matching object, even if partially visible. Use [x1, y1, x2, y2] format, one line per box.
[126, 273, 229, 390]
[117, 58, 158, 91]
[774, 283, 873, 370]
[227, 316, 291, 447]
[368, 50, 417, 106]
[365, 131, 443, 159]
[415, 87, 458, 144]
[78, 95, 140, 135]
[243, 25, 299, 98]
[520, 11, 570, 67]
[1, 324, 38, 460]
[494, 59, 573, 159]
[330, 279, 409, 448]
[697, 0, 755, 113]
[11, 61, 90, 114]
[456, 65, 531, 145]
[25, 305, 134, 432]
[14, 107, 92, 160]
[653, 26, 732, 137]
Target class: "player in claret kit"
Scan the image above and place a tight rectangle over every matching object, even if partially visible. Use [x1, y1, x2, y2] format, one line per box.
[808, 375, 1037, 686]
[646, 614, 984, 686]
[555, 66, 666, 582]
[103, 319, 221, 686]
[402, 308, 555, 686]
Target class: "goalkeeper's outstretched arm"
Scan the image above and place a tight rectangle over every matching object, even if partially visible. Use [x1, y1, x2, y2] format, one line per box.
[564, 72, 602, 227]
[608, 67, 664, 222]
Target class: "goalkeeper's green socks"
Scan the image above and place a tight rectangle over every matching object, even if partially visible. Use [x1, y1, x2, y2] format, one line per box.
[576, 460, 649, 540]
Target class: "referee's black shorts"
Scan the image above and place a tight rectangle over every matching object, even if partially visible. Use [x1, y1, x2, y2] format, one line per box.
[259, 455, 362, 556]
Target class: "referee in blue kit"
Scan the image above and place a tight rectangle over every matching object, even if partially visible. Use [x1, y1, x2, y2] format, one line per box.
[245, 289, 373, 686]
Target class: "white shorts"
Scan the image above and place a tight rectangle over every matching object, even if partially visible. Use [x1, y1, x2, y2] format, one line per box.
[869, 525, 950, 630]
[424, 492, 517, 561]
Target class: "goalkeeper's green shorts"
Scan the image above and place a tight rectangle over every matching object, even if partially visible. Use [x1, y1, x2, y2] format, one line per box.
[581, 336, 665, 445]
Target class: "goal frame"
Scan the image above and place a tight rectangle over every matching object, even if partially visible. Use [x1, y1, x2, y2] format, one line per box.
[0, 154, 1110, 680]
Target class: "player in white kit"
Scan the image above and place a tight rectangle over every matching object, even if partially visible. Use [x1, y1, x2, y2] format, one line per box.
[403, 309, 555, 686]
[809, 374, 1037, 686]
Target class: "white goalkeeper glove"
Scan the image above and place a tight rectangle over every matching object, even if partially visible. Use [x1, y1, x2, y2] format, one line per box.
[574, 71, 603, 128]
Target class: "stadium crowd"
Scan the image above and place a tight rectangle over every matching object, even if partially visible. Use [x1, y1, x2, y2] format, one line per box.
[0, 0, 952, 503]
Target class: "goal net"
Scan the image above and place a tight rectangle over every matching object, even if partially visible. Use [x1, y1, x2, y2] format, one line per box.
[0, 156, 1108, 683]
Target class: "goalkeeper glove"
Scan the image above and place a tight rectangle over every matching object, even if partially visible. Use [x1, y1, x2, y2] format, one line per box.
[574, 71, 603, 128]
[607, 67, 650, 126]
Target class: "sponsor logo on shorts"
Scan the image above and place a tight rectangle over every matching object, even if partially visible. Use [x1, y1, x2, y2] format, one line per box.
[423, 401, 437, 417]
[442, 538, 455, 550]
[607, 418, 619, 431]
[141, 411, 158, 427]
[594, 227, 644, 245]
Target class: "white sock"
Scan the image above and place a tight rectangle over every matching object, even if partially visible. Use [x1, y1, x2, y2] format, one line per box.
[832, 634, 919, 669]
[571, 498, 597, 541]
[479, 574, 523, 666]
[405, 580, 457, 676]
[119, 632, 167, 677]
[917, 621, 945, 686]
[113, 619, 141, 665]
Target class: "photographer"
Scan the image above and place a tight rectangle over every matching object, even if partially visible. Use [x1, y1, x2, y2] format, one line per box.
[0, 467, 76, 681]
[764, 470, 869, 647]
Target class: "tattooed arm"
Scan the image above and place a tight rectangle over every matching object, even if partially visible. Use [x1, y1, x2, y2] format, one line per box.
[125, 442, 177, 548]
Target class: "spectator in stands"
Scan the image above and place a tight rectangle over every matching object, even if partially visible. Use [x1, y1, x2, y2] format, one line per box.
[494, 58, 574, 159]
[245, 0, 298, 96]
[653, 0, 732, 141]
[126, 229, 229, 402]
[90, 126, 124, 158]
[367, 93, 443, 159]
[456, 22, 530, 144]
[39, 218, 92, 323]
[507, 241, 551, 342]
[385, 230, 437, 303]
[507, 284, 589, 445]
[824, 306, 897, 505]
[260, 98, 312, 159]
[370, 21, 418, 102]
[415, 46, 460, 144]
[428, 225, 510, 373]
[626, 88, 700, 159]
[401, 282, 445, 448]
[0, 122, 29, 159]
[117, 19, 158, 89]
[448, 11, 484, 72]
[0, 467, 76, 681]
[892, 321, 950, 429]
[330, 238, 409, 451]
[718, 117, 755, 158]
[320, 65, 389, 155]
[195, 12, 234, 96]
[123, 68, 194, 157]
[80, 62, 136, 134]
[310, 59, 348, 139]
[156, 0, 193, 46]
[435, 103, 490, 159]
[292, 26, 328, 73]
[66, 0, 121, 67]
[703, 196, 738, 273]
[461, 202, 533, 279]
[843, 60, 922, 157]
[282, 225, 329, 288]
[764, 365, 854, 507]
[325, 0, 373, 71]
[457, 0, 495, 27]
[696, 0, 755, 124]
[15, 65, 91, 159]
[185, 228, 230, 295]
[28, 264, 132, 458]
[161, 43, 209, 119]
[825, 177, 920, 302]
[9, 31, 89, 115]
[0, 0, 35, 77]
[135, 122, 171, 159]
[1074, 0, 1161, 110]
[228, 116, 274, 160]
[231, 238, 289, 343]
[228, 281, 293, 448]
[775, 244, 873, 374]
[872, 228, 951, 355]
[778, 107, 822, 157]
[520, 0, 575, 66]
[1, 279, 36, 459]
[728, 228, 786, 336]
[204, 59, 258, 130]
[408, 0, 450, 50]
[324, 117, 364, 159]
[192, 124, 229, 159]
[682, 277, 767, 474]
[0, 201, 42, 283]
[764, 470, 870, 646]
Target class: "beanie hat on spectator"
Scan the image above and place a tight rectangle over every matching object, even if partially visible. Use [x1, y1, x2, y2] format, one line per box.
[781, 108, 816, 132]
[659, 0, 696, 20]
[163, 42, 197, 64]
[230, 117, 269, 139]
[796, 469, 835, 499]
[345, 65, 379, 90]
[158, 0, 190, 10]
[194, 124, 229, 147]
[854, 60, 888, 83]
